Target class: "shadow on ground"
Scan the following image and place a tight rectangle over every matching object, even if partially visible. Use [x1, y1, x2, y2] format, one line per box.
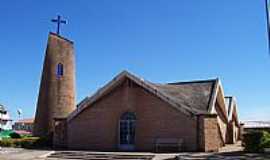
[177, 151, 270, 160]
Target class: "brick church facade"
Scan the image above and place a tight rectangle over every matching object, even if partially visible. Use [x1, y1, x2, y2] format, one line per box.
[34, 33, 241, 152]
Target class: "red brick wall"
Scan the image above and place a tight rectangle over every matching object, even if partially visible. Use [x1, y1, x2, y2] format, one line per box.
[215, 102, 227, 146]
[198, 115, 220, 152]
[34, 33, 76, 137]
[227, 120, 240, 144]
[53, 118, 68, 148]
[67, 79, 198, 151]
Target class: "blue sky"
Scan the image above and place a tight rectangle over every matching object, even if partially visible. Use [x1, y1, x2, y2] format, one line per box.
[0, 0, 269, 121]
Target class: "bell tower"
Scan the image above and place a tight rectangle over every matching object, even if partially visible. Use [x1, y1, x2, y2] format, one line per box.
[33, 32, 76, 137]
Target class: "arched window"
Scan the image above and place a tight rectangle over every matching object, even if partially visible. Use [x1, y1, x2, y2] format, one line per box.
[120, 112, 136, 121]
[119, 112, 136, 150]
[57, 63, 64, 77]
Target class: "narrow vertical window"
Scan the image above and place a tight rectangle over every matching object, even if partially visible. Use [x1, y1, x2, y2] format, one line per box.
[57, 63, 64, 77]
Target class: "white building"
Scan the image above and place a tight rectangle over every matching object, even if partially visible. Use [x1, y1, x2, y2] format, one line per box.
[243, 120, 270, 133]
[0, 104, 12, 130]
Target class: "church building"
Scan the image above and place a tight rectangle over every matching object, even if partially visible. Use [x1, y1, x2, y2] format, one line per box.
[34, 33, 240, 152]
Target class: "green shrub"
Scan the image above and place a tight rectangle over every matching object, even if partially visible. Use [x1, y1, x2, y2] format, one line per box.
[13, 139, 22, 147]
[35, 136, 52, 147]
[0, 137, 40, 148]
[20, 139, 35, 148]
[21, 134, 32, 138]
[260, 132, 270, 149]
[0, 135, 53, 149]
[243, 131, 270, 152]
[9, 132, 21, 139]
[0, 139, 14, 147]
[20, 137, 43, 148]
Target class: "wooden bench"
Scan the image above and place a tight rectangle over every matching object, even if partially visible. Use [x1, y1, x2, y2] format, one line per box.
[155, 138, 183, 152]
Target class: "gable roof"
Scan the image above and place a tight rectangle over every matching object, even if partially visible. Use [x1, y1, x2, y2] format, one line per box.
[153, 80, 216, 113]
[225, 96, 239, 125]
[67, 71, 220, 122]
[208, 81, 229, 121]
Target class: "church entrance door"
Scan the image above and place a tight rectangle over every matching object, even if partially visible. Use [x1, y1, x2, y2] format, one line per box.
[119, 112, 136, 151]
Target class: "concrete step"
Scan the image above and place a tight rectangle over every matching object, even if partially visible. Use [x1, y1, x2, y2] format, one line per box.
[47, 151, 154, 160]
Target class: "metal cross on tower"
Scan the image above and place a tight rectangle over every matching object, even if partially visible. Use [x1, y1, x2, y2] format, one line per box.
[51, 15, 67, 35]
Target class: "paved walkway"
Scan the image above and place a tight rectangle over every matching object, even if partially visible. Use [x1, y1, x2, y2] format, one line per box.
[218, 141, 244, 153]
[177, 152, 270, 160]
[45, 151, 270, 160]
[46, 151, 178, 160]
[176, 142, 270, 160]
[0, 147, 53, 160]
[0, 142, 269, 160]
[47, 151, 154, 160]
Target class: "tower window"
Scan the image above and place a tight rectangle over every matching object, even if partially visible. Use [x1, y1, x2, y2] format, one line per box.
[57, 63, 64, 77]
